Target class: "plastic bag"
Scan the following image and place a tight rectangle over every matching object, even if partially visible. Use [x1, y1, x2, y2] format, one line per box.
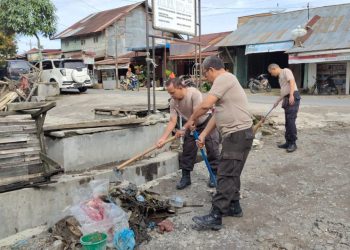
[113, 228, 135, 250]
[69, 179, 129, 244]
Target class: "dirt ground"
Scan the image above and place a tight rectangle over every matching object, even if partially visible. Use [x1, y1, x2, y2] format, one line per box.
[2, 91, 350, 250]
[141, 122, 350, 250]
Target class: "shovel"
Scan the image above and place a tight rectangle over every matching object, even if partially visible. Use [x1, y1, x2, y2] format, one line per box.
[193, 130, 217, 187]
[253, 105, 276, 134]
[115, 136, 177, 172]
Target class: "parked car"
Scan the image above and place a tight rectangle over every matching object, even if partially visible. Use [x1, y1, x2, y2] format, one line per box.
[38, 59, 92, 92]
[0, 60, 32, 81]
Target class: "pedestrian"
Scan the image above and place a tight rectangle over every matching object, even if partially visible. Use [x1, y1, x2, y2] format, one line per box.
[268, 64, 301, 153]
[183, 56, 254, 230]
[156, 77, 220, 189]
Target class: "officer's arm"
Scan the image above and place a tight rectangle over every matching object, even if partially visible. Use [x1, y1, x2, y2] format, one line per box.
[159, 115, 177, 140]
[184, 94, 218, 129]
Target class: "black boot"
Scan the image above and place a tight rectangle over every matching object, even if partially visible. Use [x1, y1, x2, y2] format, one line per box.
[287, 143, 297, 153]
[225, 200, 243, 217]
[192, 207, 222, 231]
[277, 142, 289, 149]
[176, 170, 191, 190]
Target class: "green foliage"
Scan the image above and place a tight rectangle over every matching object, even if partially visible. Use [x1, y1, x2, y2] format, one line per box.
[0, 31, 17, 65]
[0, 0, 57, 38]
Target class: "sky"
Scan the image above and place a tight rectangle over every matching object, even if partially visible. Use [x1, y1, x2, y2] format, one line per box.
[16, 0, 350, 53]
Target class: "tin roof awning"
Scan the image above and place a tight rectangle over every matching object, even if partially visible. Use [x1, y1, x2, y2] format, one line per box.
[245, 41, 294, 55]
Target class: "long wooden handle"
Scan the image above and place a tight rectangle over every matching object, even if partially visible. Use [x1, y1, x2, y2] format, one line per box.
[253, 118, 265, 135]
[117, 136, 176, 170]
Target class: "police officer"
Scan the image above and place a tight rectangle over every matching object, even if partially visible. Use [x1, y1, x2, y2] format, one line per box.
[184, 56, 254, 230]
[268, 64, 301, 153]
[156, 77, 220, 189]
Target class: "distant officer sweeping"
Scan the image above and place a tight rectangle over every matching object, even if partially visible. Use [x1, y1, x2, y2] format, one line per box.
[184, 56, 254, 230]
[156, 77, 220, 189]
[268, 64, 301, 153]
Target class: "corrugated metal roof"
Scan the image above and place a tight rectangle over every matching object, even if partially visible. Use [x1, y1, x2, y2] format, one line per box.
[54, 2, 143, 39]
[217, 3, 350, 53]
[169, 31, 231, 59]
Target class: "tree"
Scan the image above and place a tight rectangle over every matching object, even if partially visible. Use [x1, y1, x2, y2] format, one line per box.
[0, 31, 17, 66]
[0, 0, 57, 65]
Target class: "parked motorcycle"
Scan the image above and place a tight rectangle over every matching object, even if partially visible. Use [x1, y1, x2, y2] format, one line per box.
[248, 74, 271, 93]
[309, 76, 338, 95]
[120, 74, 138, 91]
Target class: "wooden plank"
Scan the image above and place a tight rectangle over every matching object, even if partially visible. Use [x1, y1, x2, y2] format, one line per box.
[0, 150, 40, 160]
[0, 141, 39, 151]
[7, 102, 51, 111]
[0, 172, 44, 186]
[0, 154, 40, 166]
[0, 135, 29, 144]
[0, 124, 37, 132]
[0, 146, 41, 156]
[43, 117, 146, 132]
[0, 160, 43, 172]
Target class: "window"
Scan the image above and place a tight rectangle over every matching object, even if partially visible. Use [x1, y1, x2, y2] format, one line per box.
[81, 39, 85, 45]
[93, 36, 98, 43]
[53, 61, 61, 68]
[64, 41, 69, 47]
[42, 61, 53, 70]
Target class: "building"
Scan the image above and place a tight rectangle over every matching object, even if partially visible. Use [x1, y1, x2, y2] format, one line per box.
[26, 48, 62, 62]
[217, 3, 350, 94]
[53, 1, 180, 85]
[169, 31, 232, 76]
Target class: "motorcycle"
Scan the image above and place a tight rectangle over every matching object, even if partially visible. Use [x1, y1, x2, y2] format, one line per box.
[248, 74, 271, 93]
[120, 74, 138, 91]
[309, 76, 338, 95]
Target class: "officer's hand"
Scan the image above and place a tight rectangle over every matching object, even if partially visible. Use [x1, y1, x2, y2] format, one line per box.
[156, 137, 166, 148]
[184, 119, 195, 131]
[196, 134, 206, 149]
[189, 123, 196, 131]
[175, 129, 185, 138]
[289, 95, 295, 105]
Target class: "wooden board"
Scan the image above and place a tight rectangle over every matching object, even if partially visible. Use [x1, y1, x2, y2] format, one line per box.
[43, 117, 146, 132]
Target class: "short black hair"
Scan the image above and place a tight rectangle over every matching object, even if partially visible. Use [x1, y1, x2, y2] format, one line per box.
[165, 77, 184, 88]
[202, 56, 224, 71]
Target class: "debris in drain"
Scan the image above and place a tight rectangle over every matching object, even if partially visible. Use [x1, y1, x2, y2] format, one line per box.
[109, 182, 173, 245]
[50, 216, 82, 249]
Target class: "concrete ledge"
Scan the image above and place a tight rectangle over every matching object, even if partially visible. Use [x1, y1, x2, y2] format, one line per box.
[46, 122, 169, 172]
[0, 151, 178, 240]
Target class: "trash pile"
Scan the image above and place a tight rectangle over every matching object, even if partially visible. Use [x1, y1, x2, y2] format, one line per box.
[49, 180, 175, 250]
[109, 182, 175, 244]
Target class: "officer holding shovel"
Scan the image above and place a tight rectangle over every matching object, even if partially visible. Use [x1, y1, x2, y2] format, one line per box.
[156, 77, 220, 189]
[268, 64, 301, 153]
[183, 56, 254, 230]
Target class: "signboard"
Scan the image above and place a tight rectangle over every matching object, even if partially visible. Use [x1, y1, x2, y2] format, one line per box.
[289, 53, 350, 64]
[152, 0, 196, 36]
[245, 41, 294, 55]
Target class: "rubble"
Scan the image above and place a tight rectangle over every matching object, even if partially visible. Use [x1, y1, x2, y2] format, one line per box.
[108, 182, 174, 245]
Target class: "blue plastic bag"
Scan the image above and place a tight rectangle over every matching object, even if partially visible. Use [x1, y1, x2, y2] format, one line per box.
[113, 228, 135, 250]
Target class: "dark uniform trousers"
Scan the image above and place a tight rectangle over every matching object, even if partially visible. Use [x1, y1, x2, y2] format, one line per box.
[212, 127, 254, 214]
[282, 91, 301, 144]
[180, 116, 220, 173]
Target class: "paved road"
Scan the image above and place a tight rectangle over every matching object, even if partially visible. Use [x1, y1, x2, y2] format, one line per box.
[46, 89, 350, 125]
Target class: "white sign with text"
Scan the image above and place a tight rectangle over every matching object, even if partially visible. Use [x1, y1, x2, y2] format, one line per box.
[153, 0, 196, 35]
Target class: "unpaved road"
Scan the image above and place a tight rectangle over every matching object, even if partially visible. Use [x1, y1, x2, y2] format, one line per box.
[142, 124, 350, 250]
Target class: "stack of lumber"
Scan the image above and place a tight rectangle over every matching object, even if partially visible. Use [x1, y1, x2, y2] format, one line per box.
[0, 116, 44, 191]
[0, 92, 18, 111]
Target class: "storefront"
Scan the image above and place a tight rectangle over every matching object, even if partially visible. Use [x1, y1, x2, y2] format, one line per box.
[289, 51, 350, 95]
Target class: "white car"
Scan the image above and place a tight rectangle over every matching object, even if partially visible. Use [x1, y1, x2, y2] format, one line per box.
[39, 59, 92, 92]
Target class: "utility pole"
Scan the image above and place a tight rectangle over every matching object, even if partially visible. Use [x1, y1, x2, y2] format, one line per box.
[114, 23, 119, 89]
[145, 0, 151, 114]
[307, 2, 310, 20]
